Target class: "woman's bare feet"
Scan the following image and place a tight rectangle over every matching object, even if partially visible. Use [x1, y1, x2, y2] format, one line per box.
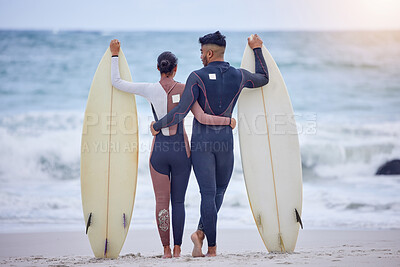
[162, 246, 172, 258]
[191, 230, 205, 257]
[206, 246, 217, 257]
[173, 245, 181, 257]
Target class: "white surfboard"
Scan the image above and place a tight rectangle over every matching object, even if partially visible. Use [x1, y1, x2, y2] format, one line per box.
[81, 48, 139, 258]
[238, 41, 303, 252]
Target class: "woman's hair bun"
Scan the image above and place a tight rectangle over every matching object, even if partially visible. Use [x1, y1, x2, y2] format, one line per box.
[157, 52, 178, 74]
[160, 59, 170, 68]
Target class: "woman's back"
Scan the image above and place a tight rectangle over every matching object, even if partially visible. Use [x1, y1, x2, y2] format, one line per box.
[111, 57, 186, 136]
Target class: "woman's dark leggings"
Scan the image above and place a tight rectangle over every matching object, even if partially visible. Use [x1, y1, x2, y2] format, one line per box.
[149, 130, 191, 247]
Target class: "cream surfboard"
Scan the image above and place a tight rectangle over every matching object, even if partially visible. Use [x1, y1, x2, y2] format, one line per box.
[238, 40, 303, 252]
[81, 48, 139, 258]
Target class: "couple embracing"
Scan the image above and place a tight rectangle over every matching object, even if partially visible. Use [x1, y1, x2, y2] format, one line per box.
[109, 31, 269, 258]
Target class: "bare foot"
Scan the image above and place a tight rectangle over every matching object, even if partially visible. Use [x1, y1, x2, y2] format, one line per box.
[206, 246, 217, 257]
[162, 246, 172, 259]
[173, 245, 181, 257]
[191, 230, 205, 257]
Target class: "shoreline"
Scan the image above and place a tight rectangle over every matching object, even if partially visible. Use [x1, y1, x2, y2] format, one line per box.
[0, 228, 399, 266]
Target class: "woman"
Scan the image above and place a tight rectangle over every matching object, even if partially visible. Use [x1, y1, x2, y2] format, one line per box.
[109, 39, 235, 258]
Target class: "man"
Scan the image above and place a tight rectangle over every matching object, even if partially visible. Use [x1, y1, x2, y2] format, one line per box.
[151, 31, 269, 257]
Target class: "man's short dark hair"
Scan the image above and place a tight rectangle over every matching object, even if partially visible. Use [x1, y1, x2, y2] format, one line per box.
[199, 31, 226, 47]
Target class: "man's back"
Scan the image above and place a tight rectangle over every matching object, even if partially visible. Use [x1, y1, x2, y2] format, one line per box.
[193, 61, 242, 117]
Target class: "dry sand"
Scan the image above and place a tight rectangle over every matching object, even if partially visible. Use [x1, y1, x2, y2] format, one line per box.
[0, 227, 399, 266]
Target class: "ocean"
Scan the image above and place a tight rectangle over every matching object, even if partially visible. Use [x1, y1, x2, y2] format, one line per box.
[0, 30, 399, 233]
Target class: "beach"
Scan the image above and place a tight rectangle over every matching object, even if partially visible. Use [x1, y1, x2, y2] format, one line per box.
[1, 30, 400, 266]
[1, 0, 400, 264]
[1, 228, 399, 266]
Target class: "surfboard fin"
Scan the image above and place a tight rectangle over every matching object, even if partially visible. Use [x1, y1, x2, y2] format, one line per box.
[104, 239, 108, 256]
[256, 214, 263, 230]
[123, 213, 126, 229]
[85, 212, 92, 234]
[295, 209, 303, 229]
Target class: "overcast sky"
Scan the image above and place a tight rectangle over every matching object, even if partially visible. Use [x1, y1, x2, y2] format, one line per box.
[0, 0, 399, 31]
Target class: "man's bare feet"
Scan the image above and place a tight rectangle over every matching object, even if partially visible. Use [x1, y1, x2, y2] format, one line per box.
[191, 230, 205, 257]
[173, 245, 181, 257]
[206, 246, 217, 257]
[162, 246, 172, 259]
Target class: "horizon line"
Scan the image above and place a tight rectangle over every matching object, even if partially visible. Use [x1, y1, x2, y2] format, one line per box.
[1, 27, 400, 33]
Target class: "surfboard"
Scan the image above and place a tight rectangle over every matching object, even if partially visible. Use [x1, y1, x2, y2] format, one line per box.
[81, 48, 139, 258]
[238, 40, 303, 252]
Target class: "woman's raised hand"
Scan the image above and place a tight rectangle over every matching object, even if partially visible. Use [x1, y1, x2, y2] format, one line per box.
[110, 39, 120, 56]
